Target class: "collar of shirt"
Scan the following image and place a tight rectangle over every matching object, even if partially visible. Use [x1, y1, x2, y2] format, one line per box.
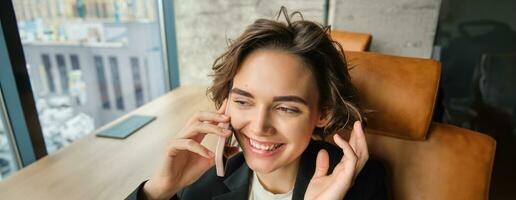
[249, 172, 293, 200]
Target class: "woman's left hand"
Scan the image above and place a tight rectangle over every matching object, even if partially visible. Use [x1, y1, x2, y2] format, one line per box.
[304, 121, 369, 200]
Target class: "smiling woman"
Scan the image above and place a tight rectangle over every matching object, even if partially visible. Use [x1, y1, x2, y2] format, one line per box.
[126, 6, 387, 200]
[229, 49, 319, 181]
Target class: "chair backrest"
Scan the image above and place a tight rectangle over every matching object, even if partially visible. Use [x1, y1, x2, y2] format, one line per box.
[329, 51, 496, 200]
[330, 30, 372, 52]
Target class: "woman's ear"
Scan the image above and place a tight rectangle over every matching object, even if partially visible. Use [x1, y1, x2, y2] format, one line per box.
[316, 108, 331, 128]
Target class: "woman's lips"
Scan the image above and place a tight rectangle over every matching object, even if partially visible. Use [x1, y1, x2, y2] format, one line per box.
[242, 134, 285, 157]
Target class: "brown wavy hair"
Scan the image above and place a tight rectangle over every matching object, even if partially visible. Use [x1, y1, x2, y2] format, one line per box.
[207, 6, 364, 140]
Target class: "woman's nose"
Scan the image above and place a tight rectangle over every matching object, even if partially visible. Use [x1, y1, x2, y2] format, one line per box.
[248, 106, 274, 136]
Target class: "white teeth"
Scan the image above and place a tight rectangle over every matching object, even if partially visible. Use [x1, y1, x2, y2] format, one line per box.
[249, 138, 281, 151]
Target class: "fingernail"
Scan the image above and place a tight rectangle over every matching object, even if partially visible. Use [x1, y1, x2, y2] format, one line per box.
[221, 115, 229, 119]
[223, 129, 232, 135]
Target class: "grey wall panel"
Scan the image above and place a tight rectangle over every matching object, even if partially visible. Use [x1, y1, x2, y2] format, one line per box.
[330, 0, 442, 58]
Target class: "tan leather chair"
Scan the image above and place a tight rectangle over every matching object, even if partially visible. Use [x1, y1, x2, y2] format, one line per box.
[328, 51, 496, 200]
[330, 30, 372, 52]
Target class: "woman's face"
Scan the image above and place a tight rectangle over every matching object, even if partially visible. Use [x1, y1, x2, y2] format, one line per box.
[229, 48, 326, 173]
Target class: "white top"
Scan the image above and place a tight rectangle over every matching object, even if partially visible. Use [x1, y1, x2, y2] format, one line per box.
[248, 172, 293, 200]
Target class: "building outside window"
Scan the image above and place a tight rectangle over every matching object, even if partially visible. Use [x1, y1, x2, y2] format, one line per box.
[1, 0, 168, 176]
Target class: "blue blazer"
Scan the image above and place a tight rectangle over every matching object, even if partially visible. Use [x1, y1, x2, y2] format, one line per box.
[126, 139, 387, 200]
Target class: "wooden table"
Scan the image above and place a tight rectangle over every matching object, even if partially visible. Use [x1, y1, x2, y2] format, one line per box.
[0, 86, 218, 199]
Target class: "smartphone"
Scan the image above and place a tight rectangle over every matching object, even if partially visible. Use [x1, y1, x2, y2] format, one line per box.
[215, 95, 235, 177]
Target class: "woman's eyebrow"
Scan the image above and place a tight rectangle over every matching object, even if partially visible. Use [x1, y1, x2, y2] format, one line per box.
[273, 96, 308, 105]
[231, 88, 308, 105]
[231, 88, 254, 98]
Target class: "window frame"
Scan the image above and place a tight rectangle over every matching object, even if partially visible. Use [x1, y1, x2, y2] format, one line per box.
[0, 0, 47, 167]
[159, 0, 180, 90]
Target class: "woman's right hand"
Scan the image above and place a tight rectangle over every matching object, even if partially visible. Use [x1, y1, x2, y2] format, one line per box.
[142, 100, 232, 200]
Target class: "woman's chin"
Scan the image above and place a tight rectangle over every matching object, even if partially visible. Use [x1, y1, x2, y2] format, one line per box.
[246, 160, 278, 173]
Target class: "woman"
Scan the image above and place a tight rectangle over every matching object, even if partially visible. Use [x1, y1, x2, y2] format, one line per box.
[127, 7, 387, 200]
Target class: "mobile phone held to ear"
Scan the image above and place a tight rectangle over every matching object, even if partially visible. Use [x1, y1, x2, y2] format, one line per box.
[215, 96, 233, 177]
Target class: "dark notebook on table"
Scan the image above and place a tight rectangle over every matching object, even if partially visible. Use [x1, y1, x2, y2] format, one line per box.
[96, 115, 156, 139]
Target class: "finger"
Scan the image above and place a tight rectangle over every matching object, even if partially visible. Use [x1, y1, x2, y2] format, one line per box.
[350, 121, 368, 156]
[168, 139, 215, 159]
[193, 122, 232, 137]
[349, 121, 369, 173]
[313, 149, 330, 178]
[194, 111, 230, 123]
[333, 134, 359, 185]
[333, 134, 357, 169]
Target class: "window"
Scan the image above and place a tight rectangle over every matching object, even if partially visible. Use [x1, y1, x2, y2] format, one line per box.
[109, 57, 124, 111]
[94, 56, 111, 109]
[56, 54, 69, 94]
[69, 54, 85, 105]
[70, 55, 80, 70]
[41, 54, 56, 93]
[130, 57, 145, 107]
[12, 0, 169, 155]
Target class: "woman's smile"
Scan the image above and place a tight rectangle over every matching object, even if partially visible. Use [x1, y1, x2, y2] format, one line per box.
[241, 134, 286, 157]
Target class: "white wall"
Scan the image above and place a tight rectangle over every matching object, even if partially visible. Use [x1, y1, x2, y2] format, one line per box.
[173, 0, 326, 86]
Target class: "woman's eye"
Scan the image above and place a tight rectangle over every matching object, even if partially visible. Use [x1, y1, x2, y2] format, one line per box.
[233, 100, 249, 106]
[277, 106, 300, 114]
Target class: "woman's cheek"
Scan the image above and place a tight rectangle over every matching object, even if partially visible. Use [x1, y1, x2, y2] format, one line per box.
[278, 114, 314, 133]
[229, 110, 247, 131]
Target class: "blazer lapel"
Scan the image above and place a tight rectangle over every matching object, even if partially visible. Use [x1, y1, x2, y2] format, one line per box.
[212, 161, 252, 200]
[292, 140, 318, 200]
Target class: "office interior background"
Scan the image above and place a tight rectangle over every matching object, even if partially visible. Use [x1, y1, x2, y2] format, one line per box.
[1, 0, 515, 199]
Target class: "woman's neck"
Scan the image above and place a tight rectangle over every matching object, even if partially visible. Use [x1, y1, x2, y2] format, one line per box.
[254, 157, 300, 194]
